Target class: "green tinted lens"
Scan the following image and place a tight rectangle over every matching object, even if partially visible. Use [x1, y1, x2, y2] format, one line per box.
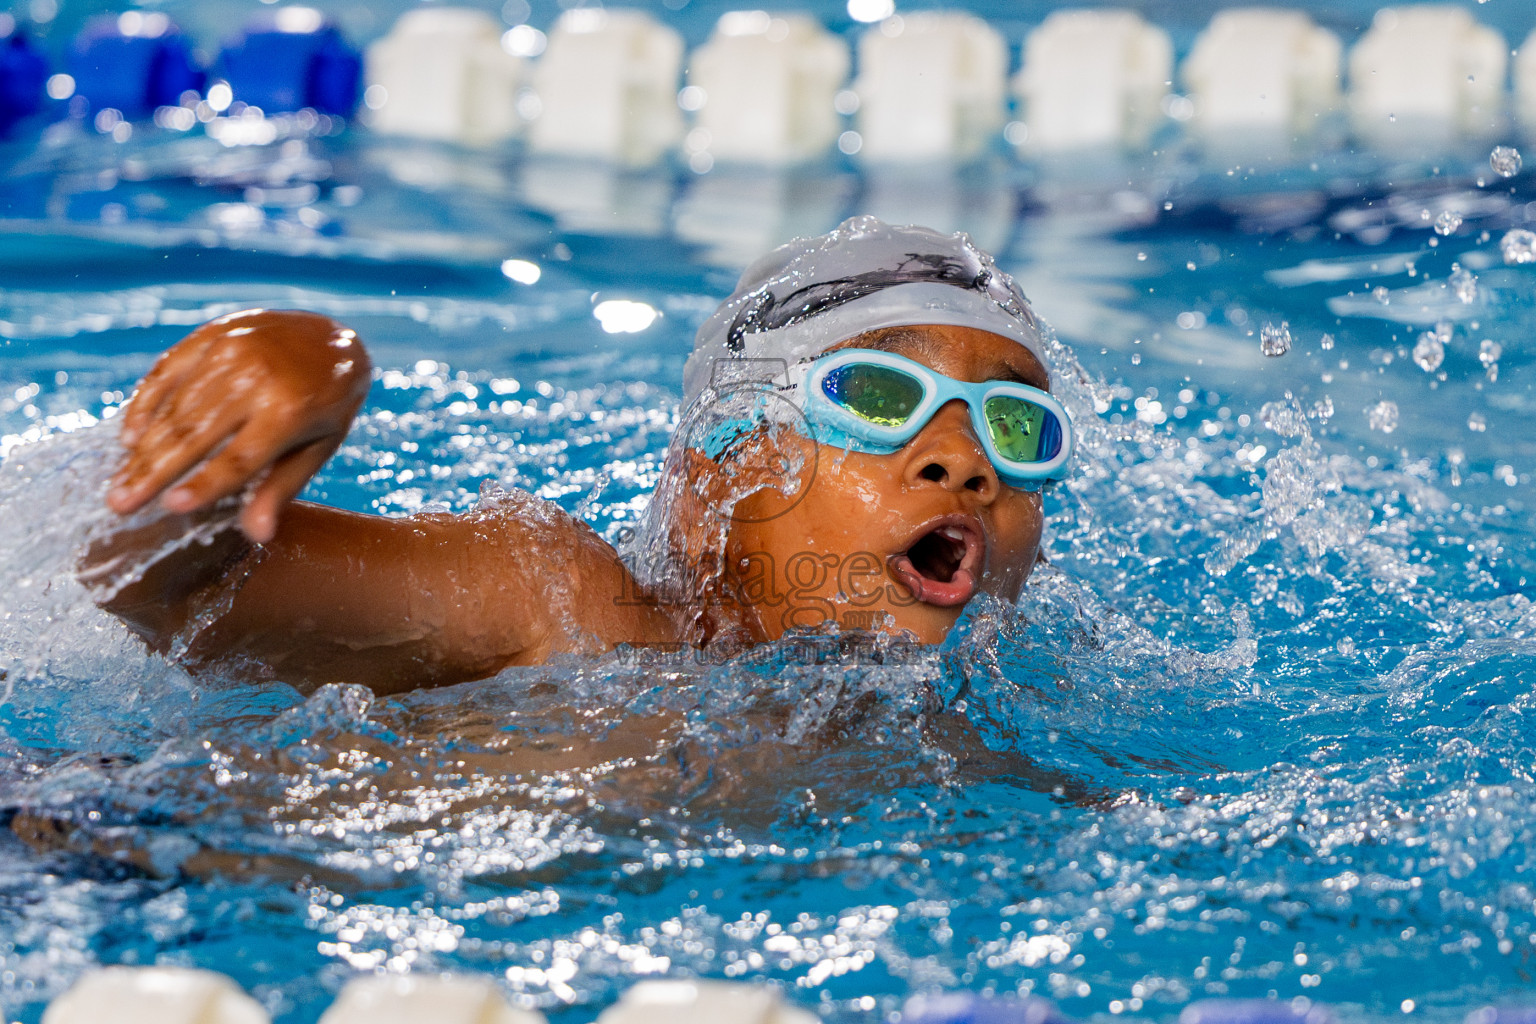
[821, 363, 925, 427]
[984, 394, 1060, 464]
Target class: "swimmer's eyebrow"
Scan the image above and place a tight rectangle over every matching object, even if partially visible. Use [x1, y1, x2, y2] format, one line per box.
[852, 328, 932, 355]
[983, 358, 1049, 391]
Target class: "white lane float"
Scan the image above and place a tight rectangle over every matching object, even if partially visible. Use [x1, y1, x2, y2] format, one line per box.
[43, 967, 270, 1024]
[364, 7, 525, 144]
[1347, 4, 1507, 143]
[318, 973, 546, 1024]
[1183, 8, 1341, 137]
[1514, 28, 1536, 135]
[527, 7, 684, 167]
[1014, 8, 1172, 152]
[685, 11, 848, 166]
[853, 11, 1007, 163]
[595, 978, 820, 1024]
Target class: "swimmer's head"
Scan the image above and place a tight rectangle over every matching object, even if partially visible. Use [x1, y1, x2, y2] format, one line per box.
[683, 215, 1047, 404]
[669, 217, 1059, 645]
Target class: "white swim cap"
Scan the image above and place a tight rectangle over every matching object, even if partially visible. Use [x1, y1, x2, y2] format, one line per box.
[683, 216, 1045, 404]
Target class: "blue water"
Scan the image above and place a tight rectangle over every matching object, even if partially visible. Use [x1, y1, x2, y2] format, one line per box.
[3, 80, 1536, 1024]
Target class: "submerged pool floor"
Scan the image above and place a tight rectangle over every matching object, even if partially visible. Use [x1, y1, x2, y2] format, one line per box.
[0, 125, 1534, 1024]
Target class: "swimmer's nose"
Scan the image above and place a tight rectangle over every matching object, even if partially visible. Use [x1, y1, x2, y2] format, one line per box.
[903, 400, 1000, 502]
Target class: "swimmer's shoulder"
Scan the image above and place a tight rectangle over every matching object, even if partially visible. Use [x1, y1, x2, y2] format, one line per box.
[449, 498, 687, 659]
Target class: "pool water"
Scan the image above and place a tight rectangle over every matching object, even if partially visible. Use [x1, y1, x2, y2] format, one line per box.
[2, 111, 1536, 1024]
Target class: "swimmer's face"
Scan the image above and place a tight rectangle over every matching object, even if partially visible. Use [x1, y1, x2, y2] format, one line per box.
[721, 324, 1048, 643]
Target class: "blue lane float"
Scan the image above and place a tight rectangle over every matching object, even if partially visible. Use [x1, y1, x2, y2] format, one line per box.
[0, 17, 47, 136]
[902, 993, 1070, 1024]
[66, 13, 204, 118]
[1179, 1000, 1335, 1024]
[218, 7, 360, 116]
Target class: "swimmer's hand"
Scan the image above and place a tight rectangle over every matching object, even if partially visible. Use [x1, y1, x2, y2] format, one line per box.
[107, 309, 372, 543]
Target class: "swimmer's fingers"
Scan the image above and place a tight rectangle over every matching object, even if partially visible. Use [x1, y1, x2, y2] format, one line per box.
[107, 401, 250, 515]
[239, 438, 337, 544]
[161, 408, 338, 525]
[118, 333, 212, 447]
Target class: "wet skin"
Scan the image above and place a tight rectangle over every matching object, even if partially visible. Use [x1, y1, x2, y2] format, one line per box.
[90, 312, 1049, 690]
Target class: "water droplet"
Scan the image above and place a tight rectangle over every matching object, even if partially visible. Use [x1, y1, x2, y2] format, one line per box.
[1449, 264, 1477, 303]
[1500, 228, 1536, 264]
[1312, 396, 1334, 420]
[1319, 332, 1335, 351]
[1468, 411, 1487, 432]
[1259, 396, 1307, 437]
[1337, 636, 1356, 656]
[1372, 286, 1391, 304]
[1433, 209, 1462, 235]
[1490, 145, 1522, 177]
[1479, 338, 1502, 367]
[1260, 321, 1291, 357]
[1412, 331, 1444, 372]
[1367, 400, 1399, 433]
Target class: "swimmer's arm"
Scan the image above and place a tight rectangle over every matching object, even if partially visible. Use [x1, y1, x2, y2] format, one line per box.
[89, 308, 679, 688]
[96, 500, 680, 694]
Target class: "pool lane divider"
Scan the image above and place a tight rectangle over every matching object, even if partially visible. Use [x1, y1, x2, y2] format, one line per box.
[216, 7, 361, 118]
[40, 7, 361, 127]
[66, 13, 204, 120]
[41, 966, 271, 1024]
[319, 973, 544, 1024]
[14, 3, 1536, 160]
[596, 978, 820, 1023]
[901, 991, 1072, 1023]
[35, 966, 1536, 1024]
[0, 15, 47, 135]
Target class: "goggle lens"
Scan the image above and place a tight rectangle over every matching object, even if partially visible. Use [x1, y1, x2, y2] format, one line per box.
[983, 394, 1063, 464]
[821, 363, 924, 427]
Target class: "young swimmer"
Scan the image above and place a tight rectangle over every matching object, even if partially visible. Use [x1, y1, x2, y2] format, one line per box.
[90, 217, 1072, 693]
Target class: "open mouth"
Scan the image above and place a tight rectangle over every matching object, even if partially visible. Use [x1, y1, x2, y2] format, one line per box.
[888, 515, 986, 607]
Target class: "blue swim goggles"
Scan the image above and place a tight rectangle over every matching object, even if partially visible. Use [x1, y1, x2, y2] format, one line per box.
[783, 348, 1074, 488]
